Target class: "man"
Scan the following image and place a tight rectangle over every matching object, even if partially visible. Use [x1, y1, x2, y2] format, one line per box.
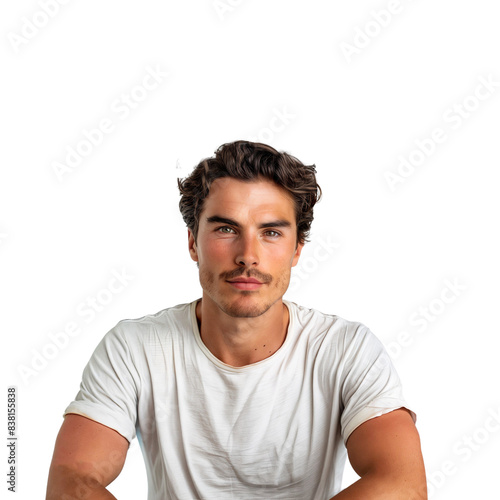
[46, 141, 427, 499]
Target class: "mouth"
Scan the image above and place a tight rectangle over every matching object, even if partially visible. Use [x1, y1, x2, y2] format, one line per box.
[226, 277, 264, 290]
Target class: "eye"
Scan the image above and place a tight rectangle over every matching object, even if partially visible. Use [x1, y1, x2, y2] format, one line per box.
[217, 226, 236, 234]
[264, 230, 281, 238]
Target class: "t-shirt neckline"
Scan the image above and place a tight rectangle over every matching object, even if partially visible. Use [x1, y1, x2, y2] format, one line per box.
[189, 298, 295, 372]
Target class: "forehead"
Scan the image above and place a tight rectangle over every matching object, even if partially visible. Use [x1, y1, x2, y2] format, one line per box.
[201, 177, 295, 220]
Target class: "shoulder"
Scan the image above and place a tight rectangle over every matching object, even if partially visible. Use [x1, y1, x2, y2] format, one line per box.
[101, 300, 196, 348]
[116, 300, 194, 329]
[286, 300, 376, 351]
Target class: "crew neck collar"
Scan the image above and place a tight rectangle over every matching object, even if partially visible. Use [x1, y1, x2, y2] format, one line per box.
[189, 299, 295, 372]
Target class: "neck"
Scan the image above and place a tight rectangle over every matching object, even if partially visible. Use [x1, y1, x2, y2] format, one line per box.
[195, 297, 289, 367]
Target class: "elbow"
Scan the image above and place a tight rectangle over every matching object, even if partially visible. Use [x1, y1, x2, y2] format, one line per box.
[46, 464, 110, 500]
[411, 481, 428, 500]
[367, 470, 428, 500]
[393, 474, 428, 500]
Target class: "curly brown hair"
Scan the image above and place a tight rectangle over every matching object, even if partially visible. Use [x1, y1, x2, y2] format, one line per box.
[178, 140, 322, 246]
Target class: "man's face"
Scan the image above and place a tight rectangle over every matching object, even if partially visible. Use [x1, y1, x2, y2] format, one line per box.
[188, 177, 303, 318]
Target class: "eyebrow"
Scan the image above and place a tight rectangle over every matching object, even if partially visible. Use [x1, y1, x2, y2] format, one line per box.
[205, 215, 292, 230]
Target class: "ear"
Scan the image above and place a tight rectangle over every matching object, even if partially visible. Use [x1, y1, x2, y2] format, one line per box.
[188, 229, 199, 262]
[291, 241, 304, 267]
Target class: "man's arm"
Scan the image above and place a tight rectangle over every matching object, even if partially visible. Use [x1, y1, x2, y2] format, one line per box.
[46, 414, 129, 500]
[331, 408, 427, 500]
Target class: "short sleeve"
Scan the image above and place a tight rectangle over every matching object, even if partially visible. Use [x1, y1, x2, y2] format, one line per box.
[339, 324, 416, 445]
[64, 323, 140, 443]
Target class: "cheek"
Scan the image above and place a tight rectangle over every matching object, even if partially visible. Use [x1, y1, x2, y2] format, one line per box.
[200, 268, 215, 285]
[198, 240, 236, 270]
[268, 251, 294, 281]
[270, 245, 298, 267]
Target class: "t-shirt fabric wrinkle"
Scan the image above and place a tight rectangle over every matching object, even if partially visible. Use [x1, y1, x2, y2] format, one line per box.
[64, 300, 415, 500]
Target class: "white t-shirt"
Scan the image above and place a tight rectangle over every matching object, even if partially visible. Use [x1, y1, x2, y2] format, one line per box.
[65, 300, 415, 500]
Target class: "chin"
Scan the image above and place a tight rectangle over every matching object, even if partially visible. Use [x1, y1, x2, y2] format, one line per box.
[218, 296, 275, 318]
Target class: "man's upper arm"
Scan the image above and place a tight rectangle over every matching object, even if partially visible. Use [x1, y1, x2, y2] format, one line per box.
[46, 414, 129, 498]
[345, 408, 427, 498]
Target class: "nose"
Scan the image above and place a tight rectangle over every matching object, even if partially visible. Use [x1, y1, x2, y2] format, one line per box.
[234, 233, 260, 267]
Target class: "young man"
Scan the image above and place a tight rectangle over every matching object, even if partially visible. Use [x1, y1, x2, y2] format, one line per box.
[46, 141, 427, 499]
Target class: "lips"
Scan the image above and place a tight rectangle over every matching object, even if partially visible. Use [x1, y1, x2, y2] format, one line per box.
[226, 277, 264, 290]
[227, 278, 263, 284]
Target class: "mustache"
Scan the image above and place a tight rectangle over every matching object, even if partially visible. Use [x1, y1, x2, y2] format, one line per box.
[221, 268, 272, 284]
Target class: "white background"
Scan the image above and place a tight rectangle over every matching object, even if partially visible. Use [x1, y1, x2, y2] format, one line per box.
[1, 0, 499, 498]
